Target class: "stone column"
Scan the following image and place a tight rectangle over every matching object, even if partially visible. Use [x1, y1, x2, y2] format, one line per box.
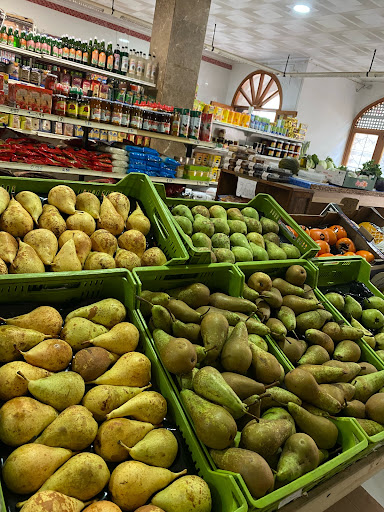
[150, 0, 211, 157]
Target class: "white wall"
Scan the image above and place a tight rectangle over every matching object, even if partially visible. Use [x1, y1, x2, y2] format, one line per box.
[197, 60, 232, 104]
[354, 82, 384, 116]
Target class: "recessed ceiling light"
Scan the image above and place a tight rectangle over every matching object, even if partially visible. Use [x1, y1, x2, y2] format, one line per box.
[293, 4, 310, 13]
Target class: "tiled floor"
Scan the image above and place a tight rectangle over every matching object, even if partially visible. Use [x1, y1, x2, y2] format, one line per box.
[363, 470, 384, 509]
[327, 486, 384, 512]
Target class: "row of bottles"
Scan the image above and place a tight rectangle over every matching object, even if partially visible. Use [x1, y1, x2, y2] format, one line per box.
[0, 26, 157, 83]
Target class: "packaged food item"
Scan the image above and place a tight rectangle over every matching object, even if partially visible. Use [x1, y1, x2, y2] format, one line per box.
[180, 108, 190, 138]
[53, 121, 63, 135]
[122, 104, 130, 127]
[189, 110, 201, 139]
[8, 114, 21, 129]
[227, 110, 235, 124]
[74, 125, 84, 137]
[20, 116, 32, 130]
[30, 88, 41, 112]
[79, 95, 90, 121]
[101, 100, 112, 123]
[31, 118, 40, 130]
[200, 113, 213, 142]
[67, 92, 79, 118]
[40, 90, 53, 113]
[90, 97, 102, 122]
[53, 95, 67, 116]
[40, 119, 52, 132]
[100, 129, 108, 141]
[108, 131, 118, 143]
[64, 123, 74, 137]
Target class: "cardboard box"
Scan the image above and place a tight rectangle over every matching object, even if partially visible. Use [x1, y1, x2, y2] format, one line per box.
[324, 169, 377, 190]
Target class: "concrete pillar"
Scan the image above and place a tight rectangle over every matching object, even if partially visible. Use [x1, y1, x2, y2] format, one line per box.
[150, 0, 211, 156]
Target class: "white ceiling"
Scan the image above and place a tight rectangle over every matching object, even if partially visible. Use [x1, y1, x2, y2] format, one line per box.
[91, 0, 384, 71]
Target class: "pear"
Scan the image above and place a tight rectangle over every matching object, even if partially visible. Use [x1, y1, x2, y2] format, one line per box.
[323, 361, 361, 382]
[35, 405, 98, 450]
[88, 322, 139, 354]
[324, 292, 345, 311]
[141, 247, 167, 266]
[365, 394, 384, 423]
[180, 389, 237, 449]
[91, 229, 118, 255]
[37, 452, 110, 500]
[240, 418, 295, 459]
[24, 229, 58, 265]
[153, 329, 197, 375]
[210, 448, 273, 499]
[343, 295, 362, 320]
[115, 248, 141, 270]
[82, 384, 150, 421]
[19, 491, 86, 512]
[118, 229, 146, 257]
[0, 361, 51, 401]
[0, 257, 7, 273]
[66, 211, 96, 236]
[21, 339, 72, 371]
[121, 428, 178, 468]
[152, 475, 212, 512]
[106, 391, 167, 424]
[1, 305, 63, 336]
[333, 339, 361, 362]
[298, 364, 347, 384]
[21, 371, 85, 411]
[38, 204, 67, 238]
[0, 185, 10, 213]
[16, 190, 42, 223]
[352, 370, 384, 402]
[66, 298, 126, 327]
[0, 231, 18, 262]
[168, 298, 201, 323]
[170, 282, 210, 309]
[210, 292, 257, 313]
[85, 251, 116, 269]
[72, 347, 117, 381]
[10, 239, 45, 274]
[0, 197, 33, 237]
[59, 230, 92, 265]
[51, 239, 82, 272]
[260, 387, 302, 410]
[97, 195, 125, 236]
[127, 206, 151, 235]
[89, 352, 151, 387]
[356, 418, 384, 436]
[298, 345, 330, 365]
[3, 443, 72, 494]
[83, 502, 122, 512]
[0, 325, 49, 363]
[343, 400, 366, 418]
[221, 372, 266, 400]
[277, 433, 319, 483]
[108, 191, 130, 221]
[221, 321, 252, 375]
[251, 343, 282, 384]
[76, 192, 101, 219]
[288, 402, 338, 449]
[61, 317, 108, 351]
[48, 185, 76, 214]
[109, 461, 186, 511]
[94, 418, 154, 462]
[0, 396, 58, 446]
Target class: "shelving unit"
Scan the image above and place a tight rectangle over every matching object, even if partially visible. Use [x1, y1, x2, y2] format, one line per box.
[0, 42, 155, 88]
[212, 120, 301, 143]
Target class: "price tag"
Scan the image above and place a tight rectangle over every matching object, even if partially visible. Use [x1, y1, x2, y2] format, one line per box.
[126, 128, 135, 134]
[278, 489, 303, 509]
[236, 177, 256, 199]
[30, 164, 43, 171]
[62, 167, 71, 172]
[57, 116, 65, 123]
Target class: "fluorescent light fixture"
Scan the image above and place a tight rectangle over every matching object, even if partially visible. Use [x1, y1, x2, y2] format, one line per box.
[293, 4, 310, 13]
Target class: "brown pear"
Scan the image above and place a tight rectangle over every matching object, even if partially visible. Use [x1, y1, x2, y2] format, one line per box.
[0, 257, 7, 273]
[21, 339, 72, 372]
[108, 192, 130, 221]
[10, 239, 45, 274]
[91, 229, 118, 255]
[0, 197, 33, 237]
[38, 204, 67, 238]
[76, 192, 101, 219]
[51, 239, 82, 272]
[0, 361, 51, 401]
[84, 251, 116, 269]
[24, 229, 58, 265]
[0, 231, 18, 262]
[2, 305, 63, 336]
[118, 229, 147, 257]
[83, 502, 122, 512]
[19, 491, 85, 512]
[59, 230, 92, 265]
[97, 195, 125, 236]
[48, 185, 76, 215]
[115, 248, 141, 270]
[16, 190, 43, 223]
[221, 321, 252, 375]
[72, 347, 117, 381]
[66, 211, 96, 236]
[0, 185, 10, 214]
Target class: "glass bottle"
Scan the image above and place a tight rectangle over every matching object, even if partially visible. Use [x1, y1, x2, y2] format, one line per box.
[91, 37, 99, 67]
[120, 46, 129, 74]
[106, 42, 113, 71]
[82, 41, 89, 66]
[58, 38, 63, 58]
[87, 39, 92, 65]
[52, 38, 59, 58]
[128, 48, 136, 77]
[46, 36, 52, 55]
[41, 34, 47, 54]
[113, 44, 121, 74]
[34, 33, 41, 53]
[136, 52, 144, 78]
[62, 35, 69, 59]
[12, 29, 19, 48]
[7, 27, 14, 46]
[144, 53, 152, 81]
[0, 25, 7, 44]
[69, 37, 76, 61]
[26, 32, 34, 51]
[98, 40, 106, 69]
[75, 39, 82, 63]
[20, 31, 27, 49]
[150, 53, 157, 83]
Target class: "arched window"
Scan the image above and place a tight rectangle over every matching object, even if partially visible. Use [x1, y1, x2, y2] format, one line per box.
[232, 71, 283, 122]
[343, 98, 384, 171]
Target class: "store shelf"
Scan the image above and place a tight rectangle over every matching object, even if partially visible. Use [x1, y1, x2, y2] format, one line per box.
[0, 42, 156, 88]
[0, 105, 218, 148]
[8, 127, 75, 140]
[152, 176, 218, 187]
[213, 120, 301, 143]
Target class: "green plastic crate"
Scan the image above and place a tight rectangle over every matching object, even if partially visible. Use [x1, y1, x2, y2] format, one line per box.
[155, 183, 319, 264]
[0, 173, 189, 269]
[0, 270, 246, 512]
[134, 263, 367, 511]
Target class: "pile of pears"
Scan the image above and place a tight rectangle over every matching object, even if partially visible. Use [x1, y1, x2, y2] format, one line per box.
[325, 291, 384, 363]
[140, 265, 384, 501]
[170, 203, 301, 263]
[0, 184, 167, 275]
[0, 298, 212, 512]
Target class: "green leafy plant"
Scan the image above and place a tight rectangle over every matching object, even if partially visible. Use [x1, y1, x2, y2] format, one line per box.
[360, 160, 382, 177]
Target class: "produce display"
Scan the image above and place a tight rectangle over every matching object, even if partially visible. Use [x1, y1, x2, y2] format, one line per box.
[0, 298, 211, 512]
[170, 203, 302, 263]
[137, 264, 374, 502]
[0, 183, 167, 274]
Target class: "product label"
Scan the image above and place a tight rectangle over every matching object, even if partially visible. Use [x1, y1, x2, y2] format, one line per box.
[180, 115, 189, 137]
[129, 60, 136, 74]
[91, 50, 98, 66]
[121, 56, 129, 73]
[150, 66, 156, 81]
[112, 112, 122, 125]
[114, 55, 120, 71]
[79, 104, 90, 120]
[82, 52, 88, 64]
[101, 110, 111, 123]
[58, 47, 63, 57]
[52, 44, 58, 57]
[121, 113, 129, 127]
[142, 118, 150, 131]
[27, 39, 35, 50]
[98, 52, 106, 68]
[42, 42, 47, 54]
[35, 41, 41, 52]
[1, 33, 7, 44]
[20, 38, 27, 49]
[69, 48, 76, 60]
[151, 120, 158, 132]
[63, 46, 69, 59]
[136, 62, 142, 76]
[107, 55, 114, 71]
[67, 102, 78, 117]
[164, 120, 170, 134]
[145, 65, 151, 80]
[130, 115, 140, 128]
[7, 35, 14, 46]
[55, 100, 66, 115]
[91, 107, 101, 122]
[76, 49, 82, 62]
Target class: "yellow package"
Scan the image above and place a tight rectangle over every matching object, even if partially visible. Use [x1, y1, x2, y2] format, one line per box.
[8, 114, 21, 129]
[0, 113, 9, 126]
[233, 112, 241, 125]
[227, 111, 235, 124]
[359, 222, 384, 244]
[222, 109, 229, 123]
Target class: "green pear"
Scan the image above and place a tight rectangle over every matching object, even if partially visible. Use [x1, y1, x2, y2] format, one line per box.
[152, 475, 211, 512]
[247, 232, 265, 247]
[221, 322, 252, 375]
[172, 205, 193, 223]
[242, 207, 259, 219]
[191, 232, 212, 249]
[298, 345, 330, 365]
[232, 246, 253, 262]
[209, 205, 227, 219]
[244, 217, 262, 234]
[174, 216, 192, 236]
[227, 208, 244, 221]
[211, 218, 230, 235]
[240, 418, 294, 459]
[363, 296, 384, 314]
[230, 232, 250, 248]
[250, 242, 269, 261]
[352, 370, 384, 402]
[264, 232, 280, 244]
[324, 293, 345, 311]
[343, 295, 362, 320]
[280, 243, 301, 259]
[90, 352, 151, 386]
[228, 220, 247, 235]
[193, 214, 214, 237]
[260, 217, 279, 234]
[121, 428, 178, 468]
[288, 403, 338, 449]
[356, 418, 384, 436]
[191, 205, 210, 218]
[362, 309, 384, 330]
[265, 240, 287, 260]
[333, 340, 361, 362]
[211, 233, 230, 249]
[201, 312, 229, 363]
[168, 298, 201, 323]
[277, 433, 319, 483]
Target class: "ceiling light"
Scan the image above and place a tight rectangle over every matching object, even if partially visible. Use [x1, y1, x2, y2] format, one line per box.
[293, 4, 310, 13]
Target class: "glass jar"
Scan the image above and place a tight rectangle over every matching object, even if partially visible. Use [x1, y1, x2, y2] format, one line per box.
[111, 102, 123, 126]
[163, 112, 171, 134]
[67, 93, 79, 118]
[270, 139, 277, 148]
[79, 95, 90, 121]
[171, 108, 181, 137]
[52, 95, 67, 116]
[90, 97, 102, 122]
[275, 150, 282, 158]
[130, 106, 142, 129]
[142, 109, 151, 131]
[276, 141, 283, 150]
[122, 104, 131, 127]
[101, 99, 112, 123]
[45, 73, 57, 91]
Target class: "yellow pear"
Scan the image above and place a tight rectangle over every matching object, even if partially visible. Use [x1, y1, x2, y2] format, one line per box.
[24, 229, 58, 265]
[0, 257, 7, 273]
[66, 211, 96, 236]
[20, 491, 85, 512]
[76, 192, 101, 219]
[88, 322, 139, 354]
[2, 305, 63, 336]
[10, 239, 45, 274]
[0, 231, 18, 262]
[97, 195, 125, 236]
[0, 186, 10, 214]
[118, 230, 146, 257]
[0, 325, 49, 362]
[59, 230, 92, 266]
[61, 317, 108, 351]
[0, 197, 33, 237]
[65, 298, 126, 327]
[115, 248, 141, 270]
[3, 444, 73, 494]
[90, 352, 151, 386]
[21, 339, 72, 371]
[106, 391, 167, 424]
[16, 190, 43, 223]
[0, 361, 51, 401]
[83, 502, 122, 512]
[91, 229, 118, 256]
[108, 192, 130, 221]
[141, 248, 167, 266]
[39, 204, 67, 238]
[84, 252, 116, 270]
[122, 428, 178, 468]
[126, 205, 150, 235]
[48, 185, 76, 215]
[51, 239, 82, 272]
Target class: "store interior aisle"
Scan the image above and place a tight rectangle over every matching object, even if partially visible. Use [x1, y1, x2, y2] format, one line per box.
[327, 486, 384, 512]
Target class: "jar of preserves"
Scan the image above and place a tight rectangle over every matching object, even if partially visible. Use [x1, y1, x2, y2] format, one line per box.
[122, 104, 131, 127]
[130, 105, 142, 129]
[67, 92, 79, 118]
[45, 73, 57, 91]
[111, 101, 123, 126]
[171, 108, 181, 137]
[270, 139, 277, 148]
[142, 109, 151, 131]
[283, 142, 290, 151]
[90, 97, 102, 122]
[52, 95, 67, 116]
[79, 95, 90, 121]
[101, 99, 112, 123]
[275, 150, 282, 158]
[276, 141, 283, 150]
